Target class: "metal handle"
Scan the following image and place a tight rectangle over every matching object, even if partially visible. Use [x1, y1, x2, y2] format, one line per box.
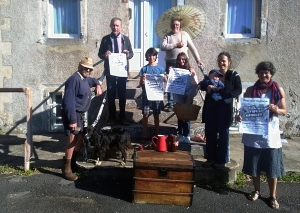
[199, 65, 208, 76]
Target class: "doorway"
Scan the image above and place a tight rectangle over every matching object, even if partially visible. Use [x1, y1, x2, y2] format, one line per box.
[129, 0, 182, 72]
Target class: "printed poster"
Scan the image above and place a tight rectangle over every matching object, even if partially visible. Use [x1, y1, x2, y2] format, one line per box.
[109, 53, 127, 77]
[145, 74, 164, 101]
[239, 98, 269, 135]
[165, 68, 189, 95]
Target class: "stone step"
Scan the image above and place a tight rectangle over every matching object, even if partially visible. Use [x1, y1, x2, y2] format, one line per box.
[89, 95, 205, 137]
[91, 120, 205, 141]
[93, 122, 178, 139]
[124, 107, 179, 125]
[126, 78, 140, 89]
[106, 106, 203, 130]
[89, 76, 204, 137]
[128, 71, 140, 79]
[118, 88, 143, 99]
[89, 93, 204, 133]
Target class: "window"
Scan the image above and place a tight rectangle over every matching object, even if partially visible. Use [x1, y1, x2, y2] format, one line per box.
[225, 0, 258, 38]
[48, 0, 80, 38]
[48, 92, 63, 131]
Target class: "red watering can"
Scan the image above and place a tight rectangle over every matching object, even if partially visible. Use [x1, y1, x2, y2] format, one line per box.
[152, 135, 168, 152]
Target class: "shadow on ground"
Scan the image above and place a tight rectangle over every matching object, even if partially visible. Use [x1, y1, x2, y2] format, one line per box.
[0, 133, 66, 170]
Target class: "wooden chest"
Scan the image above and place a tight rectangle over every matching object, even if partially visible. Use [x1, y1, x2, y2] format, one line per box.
[132, 150, 195, 206]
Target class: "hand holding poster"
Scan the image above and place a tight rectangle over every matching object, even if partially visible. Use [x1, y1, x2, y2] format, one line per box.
[165, 68, 189, 95]
[109, 53, 127, 77]
[145, 74, 164, 101]
[239, 98, 269, 135]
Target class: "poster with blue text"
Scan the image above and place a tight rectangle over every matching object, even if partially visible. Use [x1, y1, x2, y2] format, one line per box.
[145, 74, 164, 101]
[165, 68, 189, 95]
[239, 98, 269, 135]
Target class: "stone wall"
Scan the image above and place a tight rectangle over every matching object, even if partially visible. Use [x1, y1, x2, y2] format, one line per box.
[0, 0, 299, 136]
[186, 0, 300, 137]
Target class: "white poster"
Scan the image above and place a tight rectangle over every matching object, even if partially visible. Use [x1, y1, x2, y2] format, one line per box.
[165, 68, 189, 95]
[145, 74, 164, 101]
[108, 53, 127, 77]
[239, 98, 270, 135]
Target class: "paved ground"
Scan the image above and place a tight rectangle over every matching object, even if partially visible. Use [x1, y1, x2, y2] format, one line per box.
[0, 133, 300, 212]
[0, 132, 299, 173]
[0, 172, 300, 213]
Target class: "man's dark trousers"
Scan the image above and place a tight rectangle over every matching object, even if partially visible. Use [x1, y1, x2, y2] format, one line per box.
[106, 74, 127, 120]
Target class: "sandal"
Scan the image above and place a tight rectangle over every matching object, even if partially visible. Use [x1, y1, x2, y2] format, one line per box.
[247, 191, 260, 201]
[269, 197, 279, 209]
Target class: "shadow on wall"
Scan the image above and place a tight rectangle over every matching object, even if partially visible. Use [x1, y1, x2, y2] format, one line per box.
[3, 60, 106, 135]
[2, 89, 108, 135]
[2, 82, 65, 135]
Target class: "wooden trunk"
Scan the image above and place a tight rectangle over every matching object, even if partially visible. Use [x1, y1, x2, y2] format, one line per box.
[132, 150, 195, 206]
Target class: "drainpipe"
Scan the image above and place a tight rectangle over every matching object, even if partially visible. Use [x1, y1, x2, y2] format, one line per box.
[0, 88, 33, 171]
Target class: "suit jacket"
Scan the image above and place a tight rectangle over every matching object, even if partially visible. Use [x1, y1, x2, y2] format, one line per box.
[98, 33, 134, 75]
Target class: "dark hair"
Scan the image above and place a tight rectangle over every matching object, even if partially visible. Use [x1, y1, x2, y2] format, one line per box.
[145, 48, 158, 61]
[255, 61, 276, 75]
[217, 51, 232, 69]
[171, 18, 181, 23]
[176, 52, 191, 70]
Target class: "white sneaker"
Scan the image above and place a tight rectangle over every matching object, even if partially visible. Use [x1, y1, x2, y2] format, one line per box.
[178, 134, 184, 143]
[184, 136, 190, 143]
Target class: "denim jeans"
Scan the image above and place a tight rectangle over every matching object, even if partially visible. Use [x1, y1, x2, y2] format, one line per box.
[177, 120, 191, 137]
[204, 101, 230, 164]
[106, 75, 127, 119]
[165, 62, 176, 106]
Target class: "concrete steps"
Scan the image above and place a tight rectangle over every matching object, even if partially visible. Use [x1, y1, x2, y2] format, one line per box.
[88, 76, 204, 133]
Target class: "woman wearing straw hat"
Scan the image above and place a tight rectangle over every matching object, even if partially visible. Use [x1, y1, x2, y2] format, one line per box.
[161, 18, 204, 112]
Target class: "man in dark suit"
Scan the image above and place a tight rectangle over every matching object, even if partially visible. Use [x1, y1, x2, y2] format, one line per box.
[98, 17, 134, 126]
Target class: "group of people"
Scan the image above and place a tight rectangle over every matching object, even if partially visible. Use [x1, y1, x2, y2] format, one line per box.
[60, 17, 287, 210]
[139, 18, 203, 143]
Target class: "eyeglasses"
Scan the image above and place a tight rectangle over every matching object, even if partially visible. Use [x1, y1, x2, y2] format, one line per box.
[83, 67, 93, 72]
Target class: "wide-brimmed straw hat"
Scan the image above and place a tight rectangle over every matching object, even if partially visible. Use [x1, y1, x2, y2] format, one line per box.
[80, 57, 94, 69]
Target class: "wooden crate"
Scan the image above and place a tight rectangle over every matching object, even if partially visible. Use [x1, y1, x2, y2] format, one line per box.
[132, 150, 195, 206]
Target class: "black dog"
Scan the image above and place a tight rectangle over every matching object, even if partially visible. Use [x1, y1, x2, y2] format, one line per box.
[84, 126, 132, 165]
[83, 126, 100, 162]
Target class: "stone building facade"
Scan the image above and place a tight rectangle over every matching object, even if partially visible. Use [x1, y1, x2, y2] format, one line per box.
[0, 0, 299, 136]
